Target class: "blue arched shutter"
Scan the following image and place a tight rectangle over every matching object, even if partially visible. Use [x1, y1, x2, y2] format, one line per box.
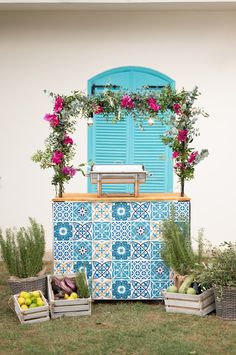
[88, 66, 174, 193]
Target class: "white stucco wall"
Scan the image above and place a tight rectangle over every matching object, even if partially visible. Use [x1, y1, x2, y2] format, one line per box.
[0, 9, 235, 253]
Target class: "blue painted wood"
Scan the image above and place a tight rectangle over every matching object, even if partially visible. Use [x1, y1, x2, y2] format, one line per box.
[88, 66, 175, 193]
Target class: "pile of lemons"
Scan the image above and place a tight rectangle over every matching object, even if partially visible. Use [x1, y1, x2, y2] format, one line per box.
[17, 291, 45, 310]
[64, 292, 78, 300]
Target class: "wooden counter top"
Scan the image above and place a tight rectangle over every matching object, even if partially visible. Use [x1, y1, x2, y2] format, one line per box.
[52, 193, 190, 202]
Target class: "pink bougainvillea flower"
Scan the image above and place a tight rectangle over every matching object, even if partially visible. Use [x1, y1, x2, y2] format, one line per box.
[174, 162, 184, 170]
[54, 96, 64, 113]
[49, 115, 59, 127]
[43, 113, 59, 127]
[51, 151, 64, 165]
[62, 166, 77, 176]
[177, 129, 188, 142]
[63, 135, 73, 145]
[94, 105, 103, 114]
[188, 151, 198, 164]
[147, 97, 161, 112]
[173, 103, 181, 115]
[121, 95, 135, 109]
[172, 151, 180, 159]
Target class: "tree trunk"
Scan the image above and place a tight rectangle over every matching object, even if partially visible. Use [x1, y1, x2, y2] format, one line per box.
[180, 177, 185, 197]
[58, 183, 63, 198]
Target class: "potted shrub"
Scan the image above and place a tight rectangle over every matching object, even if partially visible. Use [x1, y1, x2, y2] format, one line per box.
[196, 242, 236, 320]
[161, 211, 215, 316]
[0, 218, 47, 295]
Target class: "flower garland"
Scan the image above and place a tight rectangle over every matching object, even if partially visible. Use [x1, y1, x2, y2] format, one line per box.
[32, 85, 208, 197]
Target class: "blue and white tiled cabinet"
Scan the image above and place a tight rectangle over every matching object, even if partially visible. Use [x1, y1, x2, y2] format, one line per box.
[53, 200, 190, 300]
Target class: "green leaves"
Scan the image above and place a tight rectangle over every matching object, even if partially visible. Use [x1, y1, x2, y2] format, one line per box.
[0, 218, 45, 278]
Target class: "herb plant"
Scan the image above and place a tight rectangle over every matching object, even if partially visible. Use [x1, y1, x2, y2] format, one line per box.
[0, 218, 45, 278]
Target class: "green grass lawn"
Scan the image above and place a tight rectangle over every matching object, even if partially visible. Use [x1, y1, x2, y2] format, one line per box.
[0, 264, 235, 355]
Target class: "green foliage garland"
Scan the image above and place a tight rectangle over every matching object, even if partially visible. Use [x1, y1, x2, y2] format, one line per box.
[32, 85, 209, 197]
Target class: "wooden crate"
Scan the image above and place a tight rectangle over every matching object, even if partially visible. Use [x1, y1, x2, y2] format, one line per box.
[47, 275, 92, 319]
[13, 291, 50, 324]
[164, 288, 215, 316]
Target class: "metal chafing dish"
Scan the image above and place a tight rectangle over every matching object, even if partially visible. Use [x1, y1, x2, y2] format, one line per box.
[89, 164, 148, 197]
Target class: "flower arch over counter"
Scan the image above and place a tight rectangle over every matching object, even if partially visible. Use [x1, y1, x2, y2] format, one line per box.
[32, 86, 209, 197]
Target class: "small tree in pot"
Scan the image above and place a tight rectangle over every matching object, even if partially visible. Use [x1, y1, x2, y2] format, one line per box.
[0, 218, 46, 295]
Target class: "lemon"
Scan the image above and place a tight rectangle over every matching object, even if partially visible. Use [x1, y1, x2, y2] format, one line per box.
[64, 294, 69, 299]
[21, 304, 28, 310]
[18, 297, 25, 306]
[70, 292, 78, 299]
[36, 298, 44, 307]
[25, 298, 32, 306]
[29, 303, 37, 308]
[32, 291, 40, 298]
[19, 291, 28, 299]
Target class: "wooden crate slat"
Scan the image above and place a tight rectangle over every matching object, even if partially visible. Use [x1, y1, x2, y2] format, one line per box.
[200, 303, 216, 316]
[165, 306, 203, 316]
[200, 295, 215, 310]
[53, 304, 90, 313]
[23, 311, 49, 320]
[52, 298, 91, 306]
[164, 299, 201, 309]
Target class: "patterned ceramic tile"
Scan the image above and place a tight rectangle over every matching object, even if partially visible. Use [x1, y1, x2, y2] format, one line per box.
[131, 202, 151, 220]
[131, 221, 150, 240]
[111, 222, 132, 240]
[131, 280, 151, 299]
[151, 280, 172, 299]
[92, 241, 112, 261]
[151, 202, 169, 220]
[112, 261, 131, 279]
[54, 241, 73, 261]
[112, 241, 131, 260]
[131, 242, 150, 260]
[73, 241, 92, 261]
[53, 200, 190, 300]
[73, 261, 92, 280]
[150, 221, 162, 241]
[93, 261, 112, 279]
[53, 202, 73, 222]
[131, 260, 151, 280]
[54, 261, 73, 274]
[73, 222, 92, 240]
[92, 202, 112, 221]
[151, 241, 162, 260]
[173, 201, 190, 221]
[151, 260, 170, 280]
[54, 222, 73, 241]
[93, 278, 112, 299]
[73, 202, 92, 221]
[112, 202, 131, 221]
[112, 280, 131, 299]
[93, 222, 111, 240]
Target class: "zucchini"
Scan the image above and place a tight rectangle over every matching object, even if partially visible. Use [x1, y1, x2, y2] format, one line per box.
[178, 275, 194, 294]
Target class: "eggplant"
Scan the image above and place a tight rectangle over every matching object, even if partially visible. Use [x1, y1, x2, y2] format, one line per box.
[191, 282, 202, 295]
[60, 280, 73, 294]
[64, 277, 77, 292]
[52, 276, 62, 288]
[51, 280, 61, 294]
